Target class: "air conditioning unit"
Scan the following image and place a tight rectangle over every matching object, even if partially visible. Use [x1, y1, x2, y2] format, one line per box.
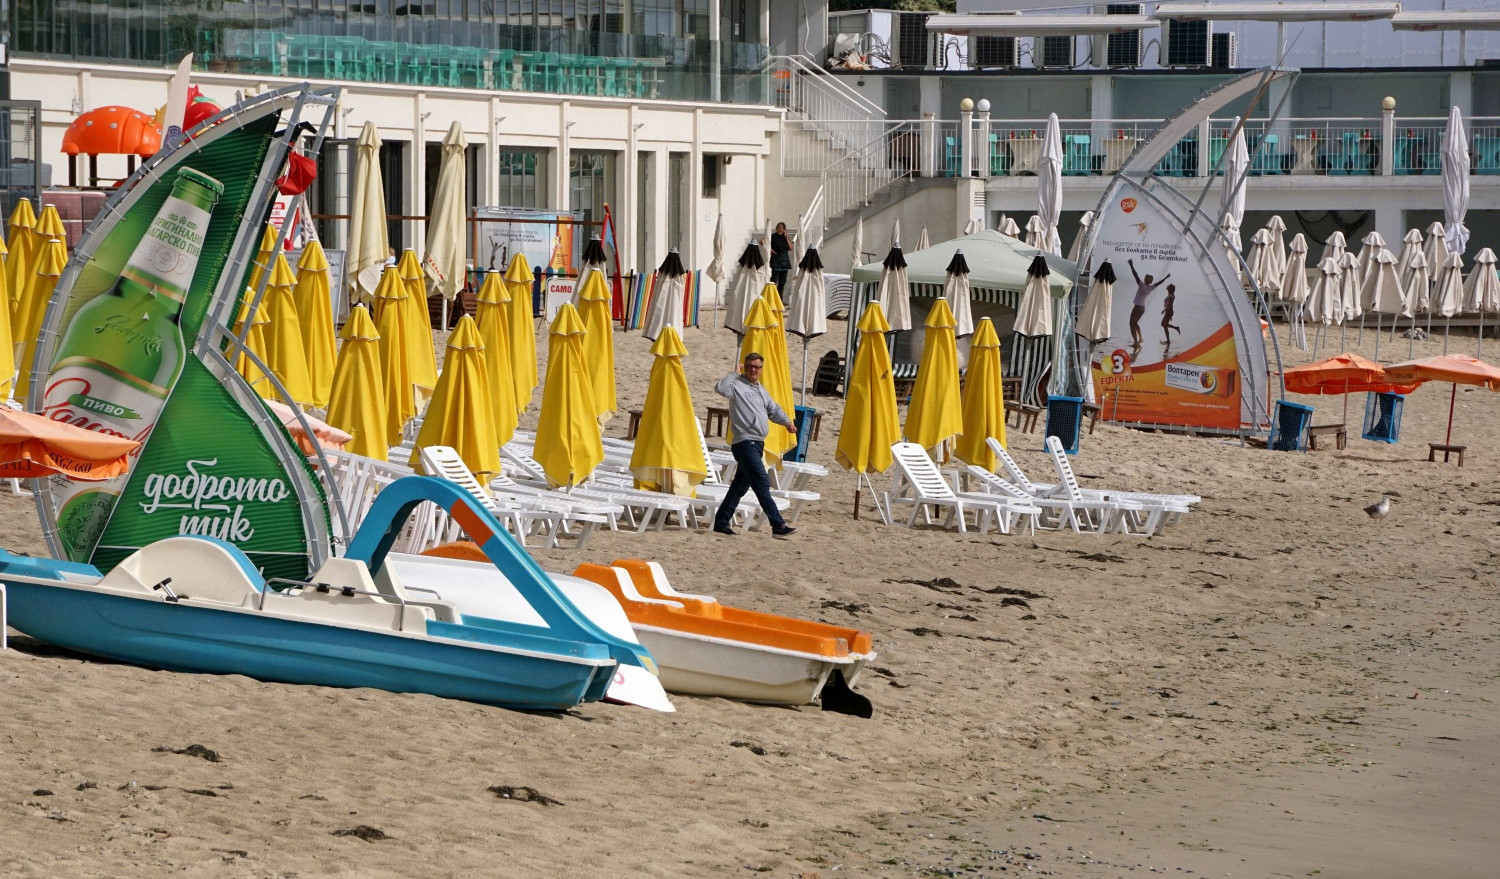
[1164, 19, 1212, 68]
[1211, 32, 1238, 69]
[1106, 4, 1145, 68]
[895, 12, 933, 69]
[1037, 35, 1075, 69]
[972, 36, 1019, 69]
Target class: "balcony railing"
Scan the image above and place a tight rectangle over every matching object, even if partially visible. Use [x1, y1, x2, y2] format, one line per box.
[923, 116, 1500, 179]
[9, 7, 772, 105]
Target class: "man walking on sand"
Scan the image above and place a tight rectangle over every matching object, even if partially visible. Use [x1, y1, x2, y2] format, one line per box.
[713, 353, 797, 537]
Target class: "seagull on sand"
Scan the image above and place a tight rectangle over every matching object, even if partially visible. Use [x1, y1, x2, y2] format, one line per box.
[1364, 495, 1392, 519]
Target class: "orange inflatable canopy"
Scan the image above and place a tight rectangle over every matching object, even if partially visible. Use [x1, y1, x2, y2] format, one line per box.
[62, 106, 162, 158]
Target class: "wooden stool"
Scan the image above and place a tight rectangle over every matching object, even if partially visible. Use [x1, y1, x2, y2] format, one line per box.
[626, 409, 644, 440]
[1307, 423, 1347, 451]
[1428, 442, 1466, 466]
[1082, 403, 1101, 435]
[704, 406, 729, 438]
[1004, 400, 1042, 433]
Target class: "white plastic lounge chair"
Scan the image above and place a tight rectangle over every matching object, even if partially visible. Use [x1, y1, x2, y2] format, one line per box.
[1042, 437, 1193, 536]
[990, 436, 1200, 518]
[418, 446, 583, 548]
[501, 442, 693, 532]
[887, 442, 1037, 535]
[980, 438, 1144, 535]
[962, 464, 1125, 536]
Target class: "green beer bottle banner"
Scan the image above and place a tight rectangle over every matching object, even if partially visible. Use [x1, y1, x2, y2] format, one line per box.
[38, 100, 329, 580]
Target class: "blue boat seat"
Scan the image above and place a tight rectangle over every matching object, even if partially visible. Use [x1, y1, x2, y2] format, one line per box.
[99, 536, 264, 608]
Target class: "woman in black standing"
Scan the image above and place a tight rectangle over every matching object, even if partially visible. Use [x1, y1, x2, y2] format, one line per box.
[769, 222, 793, 292]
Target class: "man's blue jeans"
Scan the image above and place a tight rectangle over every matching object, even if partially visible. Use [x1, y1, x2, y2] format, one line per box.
[713, 440, 785, 530]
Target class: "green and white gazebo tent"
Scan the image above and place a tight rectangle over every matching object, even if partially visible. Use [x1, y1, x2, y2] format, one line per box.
[849, 230, 1075, 404]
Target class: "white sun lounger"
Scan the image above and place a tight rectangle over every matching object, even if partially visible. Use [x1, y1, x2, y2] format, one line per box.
[500, 442, 694, 532]
[980, 438, 1145, 535]
[887, 442, 1040, 535]
[961, 464, 1129, 536]
[1041, 437, 1194, 536]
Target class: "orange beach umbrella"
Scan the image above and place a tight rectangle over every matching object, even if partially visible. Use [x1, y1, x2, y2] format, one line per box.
[0, 407, 140, 481]
[1283, 353, 1419, 396]
[1384, 354, 1500, 446]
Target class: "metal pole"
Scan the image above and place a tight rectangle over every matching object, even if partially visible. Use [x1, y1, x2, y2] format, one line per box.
[1445, 383, 1456, 445]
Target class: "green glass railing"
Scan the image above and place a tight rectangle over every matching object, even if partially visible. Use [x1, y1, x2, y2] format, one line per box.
[9, 6, 771, 106]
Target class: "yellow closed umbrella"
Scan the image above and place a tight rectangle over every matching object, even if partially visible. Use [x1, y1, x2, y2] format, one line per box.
[954, 317, 1008, 469]
[371, 266, 415, 444]
[836, 301, 900, 492]
[14, 237, 66, 402]
[409, 315, 500, 477]
[503, 252, 538, 410]
[534, 303, 602, 488]
[630, 326, 706, 496]
[904, 297, 963, 458]
[759, 282, 797, 433]
[5, 200, 36, 318]
[326, 305, 388, 461]
[294, 241, 337, 409]
[35, 204, 66, 245]
[396, 249, 439, 396]
[233, 292, 274, 399]
[246, 223, 280, 297]
[474, 271, 519, 445]
[17, 204, 65, 334]
[736, 295, 797, 461]
[576, 270, 617, 422]
[0, 236, 12, 399]
[261, 254, 314, 406]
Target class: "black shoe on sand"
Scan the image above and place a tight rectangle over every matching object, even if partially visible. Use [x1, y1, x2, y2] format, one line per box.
[772, 525, 796, 537]
[714, 526, 736, 536]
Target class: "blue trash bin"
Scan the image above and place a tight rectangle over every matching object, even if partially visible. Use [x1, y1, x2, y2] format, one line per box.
[1045, 395, 1084, 454]
[1361, 392, 1404, 443]
[1268, 400, 1314, 451]
[785, 405, 817, 463]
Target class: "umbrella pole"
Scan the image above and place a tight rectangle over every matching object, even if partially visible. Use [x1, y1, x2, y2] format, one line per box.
[1357, 313, 1365, 346]
[1373, 313, 1381, 361]
[1342, 377, 1349, 429]
[853, 484, 860, 520]
[1340, 322, 1347, 350]
[1444, 316, 1451, 355]
[1445, 382, 1457, 445]
[801, 336, 810, 407]
[1409, 314, 1417, 358]
[1478, 310, 1485, 359]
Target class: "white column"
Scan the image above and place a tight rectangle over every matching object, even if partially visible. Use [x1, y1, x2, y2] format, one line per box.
[690, 108, 705, 267]
[556, 101, 572, 212]
[409, 92, 427, 255]
[710, 0, 723, 104]
[485, 97, 502, 206]
[1089, 73, 1113, 148]
[1380, 100, 1396, 177]
[977, 102, 991, 178]
[920, 112, 936, 178]
[1197, 117, 1212, 177]
[959, 100, 973, 179]
[622, 104, 640, 274]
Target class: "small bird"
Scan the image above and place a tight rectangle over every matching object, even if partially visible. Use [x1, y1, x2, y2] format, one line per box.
[1364, 495, 1392, 519]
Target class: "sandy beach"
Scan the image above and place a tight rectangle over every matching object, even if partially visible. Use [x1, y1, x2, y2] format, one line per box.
[3, 315, 1498, 878]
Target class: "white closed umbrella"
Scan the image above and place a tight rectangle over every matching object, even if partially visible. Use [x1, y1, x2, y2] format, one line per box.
[786, 247, 828, 404]
[642, 249, 687, 341]
[347, 120, 390, 305]
[997, 215, 1021, 238]
[1013, 254, 1055, 338]
[1463, 247, 1500, 356]
[1037, 113, 1063, 254]
[890, 217, 901, 249]
[1281, 234, 1310, 305]
[1337, 251, 1362, 322]
[1067, 210, 1095, 263]
[1395, 228, 1424, 282]
[1265, 214, 1288, 282]
[1362, 248, 1402, 359]
[964, 216, 984, 235]
[1321, 230, 1348, 268]
[942, 250, 974, 338]
[876, 244, 913, 332]
[1024, 214, 1046, 250]
[1305, 256, 1340, 354]
[1402, 250, 1432, 357]
[1423, 221, 1448, 273]
[706, 214, 726, 325]
[1443, 105, 1471, 258]
[1244, 228, 1271, 293]
[424, 122, 468, 329]
[915, 225, 930, 251]
[850, 215, 864, 274]
[1220, 117, 1249, 260]
[1353, 231, 1387, 343]
[724, 242, 766, 334]
[1433, 250, 1465, 353]
[1075, 260, 1115, 344]
[760, 219, 772, 262]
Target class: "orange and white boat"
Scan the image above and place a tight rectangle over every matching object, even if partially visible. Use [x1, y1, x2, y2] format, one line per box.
[571, 559, 875, 706]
